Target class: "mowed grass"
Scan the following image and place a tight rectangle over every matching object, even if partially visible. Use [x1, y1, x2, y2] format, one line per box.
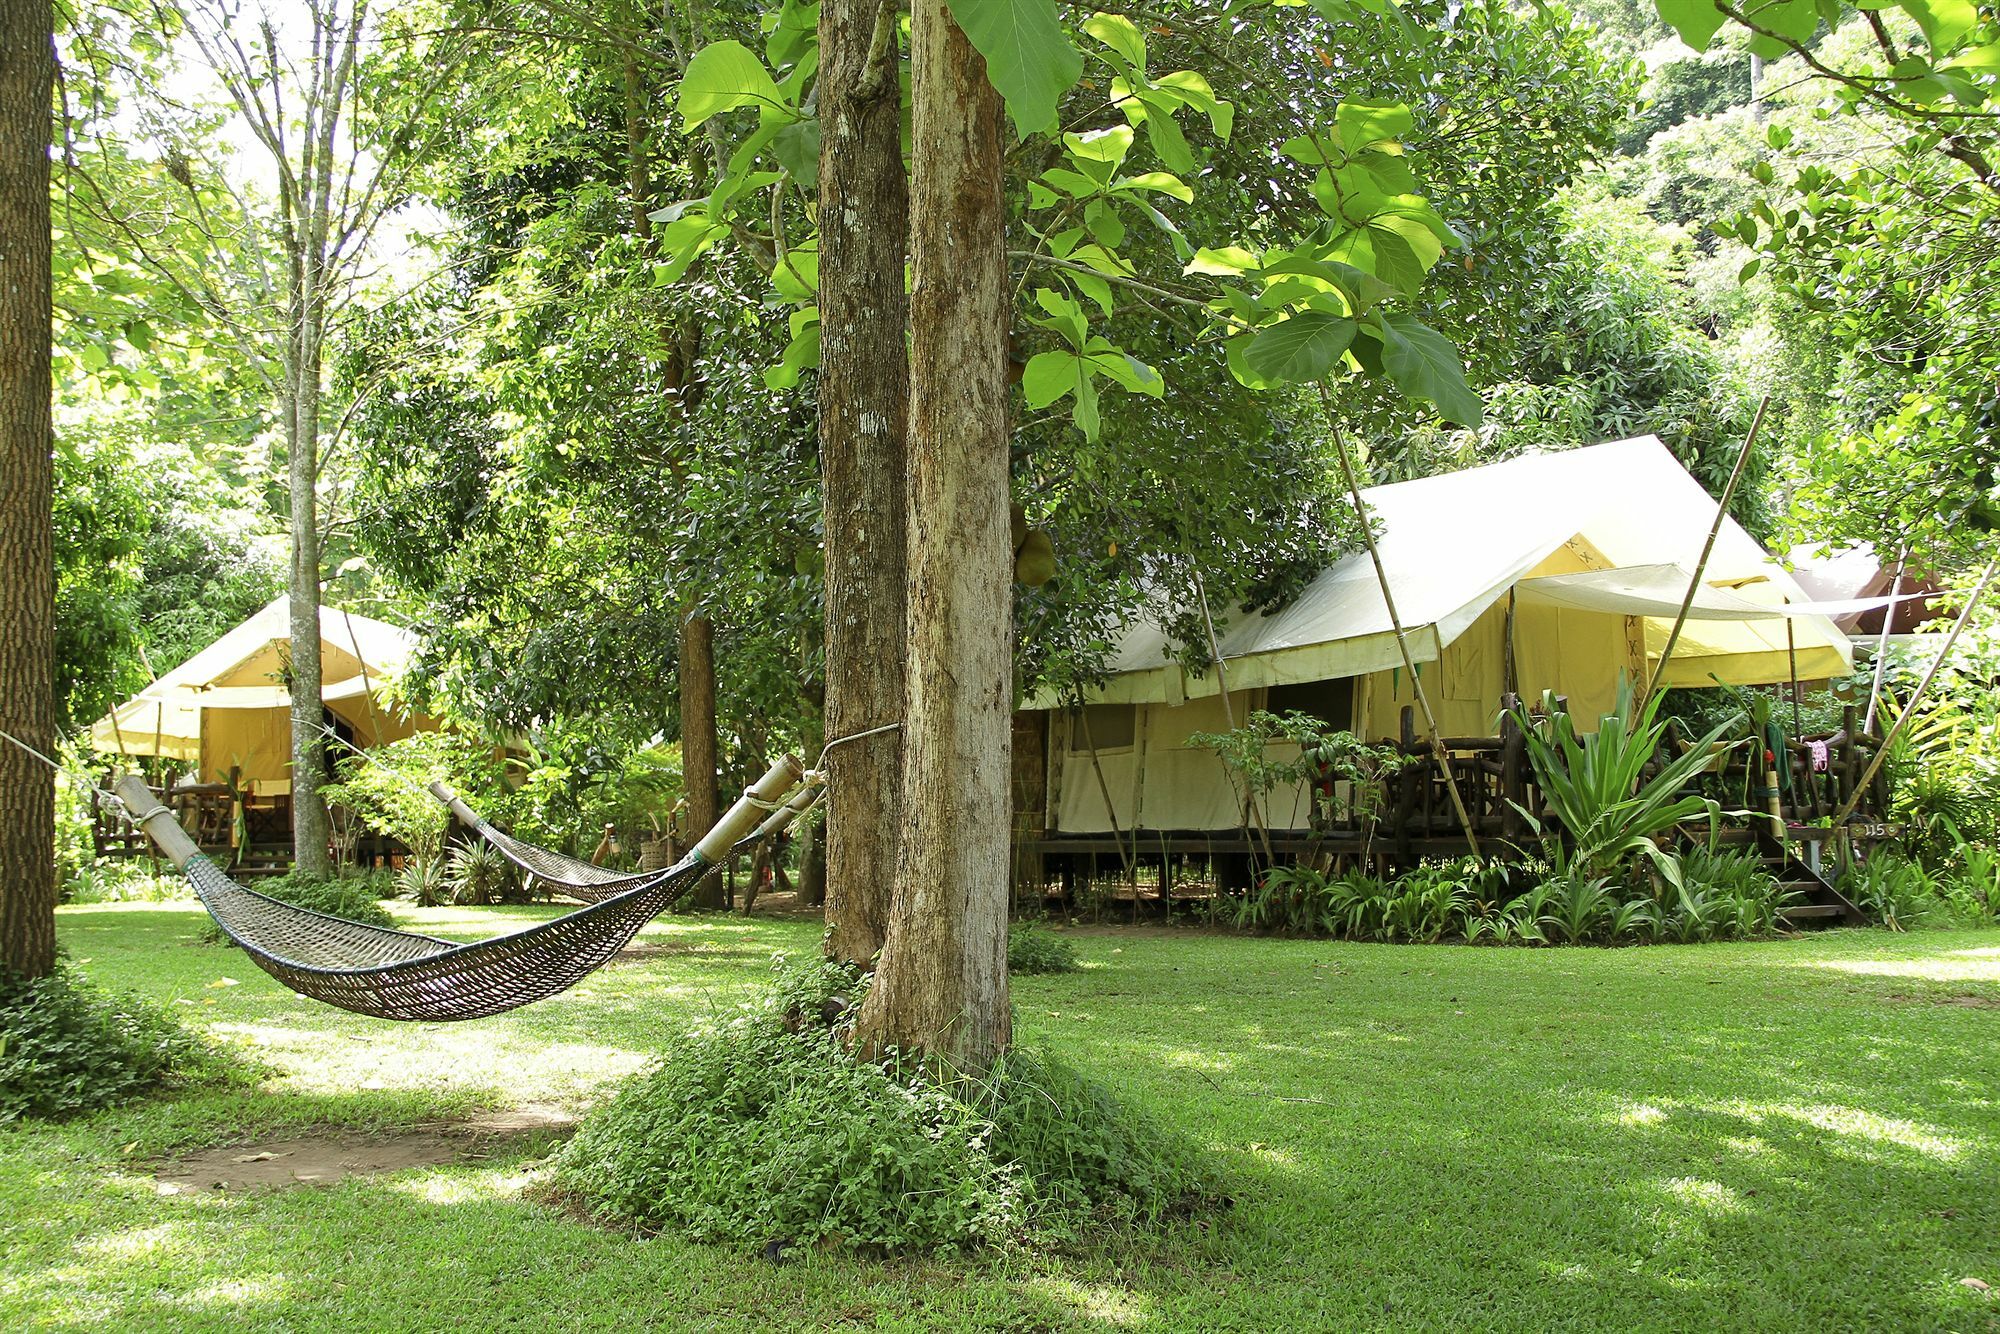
[4, 902, 1998, 1332]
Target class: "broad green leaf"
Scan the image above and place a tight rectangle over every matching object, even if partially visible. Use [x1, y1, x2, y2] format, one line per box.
[652, 215, 727, 285]
[1185, 245, 1259, 275]
[1335, 100, 1413, 153]
[772, 239, 819, 300]
[1132, 199, 1194, 261]
[1900, 0, 1976, 50]
[1085, 199, 1126, 247]
[1325, 225, 1425, 296]
[1082, 12, 1146, 68]
[770, 118, 821, 184]
[679, 41, 786, 131]
[1652, 0, 1729, 51]
[1069, 268, 1114, 316]
[1244, 312, 1357, 382]
[1379, 312, 1481, 425]
[1116, 171, 1194, 203]
[764, 0, 821, 68]
[1075, 374, 1101, 437]
[1088, 343, 1164, 396]
[1223, 330, 1279, 389]
[1065, 124, 1135, 164]
[765, 314, 821, 390]
[945, 0, 1084, 136]
[1043, 167, 1109, 198]
[1372, 212, 1444, 272]
[1155, 70, 1233, 137]
[1942, 38, 2000, 69]
[1022, 349, 1084, 408]
[1144, 111, 1195, 174]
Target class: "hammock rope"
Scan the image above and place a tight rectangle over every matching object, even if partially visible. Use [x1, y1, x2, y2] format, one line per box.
[108, 754, 804, 1022]
[431, 773, 826, 901]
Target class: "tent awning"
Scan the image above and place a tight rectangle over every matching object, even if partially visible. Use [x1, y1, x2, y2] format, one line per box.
[1515, 564, 1908, 621]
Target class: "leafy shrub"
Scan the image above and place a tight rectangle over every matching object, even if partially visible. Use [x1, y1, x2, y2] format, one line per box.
[0, 965, 239, 1122]
[63, 859, 188, 905]
[984, 1047, 1202, 1236]
[1007, 924, 1078, 974]
[1940, 846, 2000, 922]
[1842, 853, 1941, 931]
[200, 868, 396, 944]
[550, 961, 1208, 1254]
[1673, 844, 1797, 939]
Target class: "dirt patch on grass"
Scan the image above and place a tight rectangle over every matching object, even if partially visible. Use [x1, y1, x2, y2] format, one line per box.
[152, 1105, 577, 1195]
[1882, 992, 2000, 1010]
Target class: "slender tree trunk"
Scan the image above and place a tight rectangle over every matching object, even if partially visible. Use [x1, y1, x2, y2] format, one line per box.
[818, 0, 908, 966]
[622, 43, 723, 907]
[286, 274, 332, 879]
[0, 0, 53, 978]
[852, 3, 1010, 1070]
[681, 611, 723, 906]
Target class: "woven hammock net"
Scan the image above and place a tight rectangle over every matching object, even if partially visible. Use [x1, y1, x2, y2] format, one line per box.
[184, 851, 704, 1021]
[455, 814, 661, 903]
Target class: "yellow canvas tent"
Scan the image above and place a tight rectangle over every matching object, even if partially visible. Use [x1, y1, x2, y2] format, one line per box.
[90, 596, 435, 791]
[1026, 437, 1876, 836]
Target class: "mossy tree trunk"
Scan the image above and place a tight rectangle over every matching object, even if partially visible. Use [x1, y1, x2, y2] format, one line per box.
[852, 1, 1011, 1070]
[0, 0, 53, 978]
[817, 0, 908, 965]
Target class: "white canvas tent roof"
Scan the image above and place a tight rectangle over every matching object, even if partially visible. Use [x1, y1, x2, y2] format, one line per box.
[1035, 437, 1858, 707]
[90, 597, 417, 761]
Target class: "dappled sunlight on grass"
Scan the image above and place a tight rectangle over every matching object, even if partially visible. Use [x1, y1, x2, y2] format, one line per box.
[387, 1164, 542, 1206]
[1021, 1276, 1155, 1326]
[14, 909, 2000, 1329]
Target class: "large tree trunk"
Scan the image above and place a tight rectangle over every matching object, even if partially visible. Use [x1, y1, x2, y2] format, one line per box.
[0, 0, 53, 979]
[852, 2, 1011, 1070]
[817, 0, 908, 966]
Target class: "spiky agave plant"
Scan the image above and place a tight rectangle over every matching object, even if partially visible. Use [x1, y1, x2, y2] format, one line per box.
[1509, 674, 1746, 895]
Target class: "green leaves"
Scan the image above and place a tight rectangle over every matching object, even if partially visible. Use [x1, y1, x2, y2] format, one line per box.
[944, 0, 1083, 136]
[1243, 314, 1358, 382]
[1652, 0, 1731, 51]
[678, 41, 786, 130]
[1022, 287, 1162, 438]
[1378, 314, 1482, 426]
[1900, 0, 1977, 52]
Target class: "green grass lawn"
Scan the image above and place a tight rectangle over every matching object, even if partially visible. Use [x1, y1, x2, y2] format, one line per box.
[5, 901, 1998, 1331]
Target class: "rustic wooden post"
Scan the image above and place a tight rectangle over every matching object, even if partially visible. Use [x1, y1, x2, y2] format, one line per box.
[1499, 694, 1524, 843]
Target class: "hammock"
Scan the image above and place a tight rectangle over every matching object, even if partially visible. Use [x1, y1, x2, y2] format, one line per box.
[111, 756, 802, 1022]
[431, 779, 824, 903]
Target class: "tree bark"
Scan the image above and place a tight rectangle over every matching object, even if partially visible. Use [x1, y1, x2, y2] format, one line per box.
[681, 611, 723, 906]
[285, 282, 332, 879]
[852, 3, 1011, 1070]
[0, 0, 53, 978]
[817, 0, 908, 966]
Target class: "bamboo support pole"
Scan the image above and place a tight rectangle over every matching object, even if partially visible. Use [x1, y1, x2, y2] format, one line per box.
[1832, 552, 1998, 828]
[1645, 394, 1770, 703]
[1075, 696, 1135, 880]
[1327, 415, 1481, 858]
[1191, 563, 1277, 868]
[1863, 549, 1908, 736]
